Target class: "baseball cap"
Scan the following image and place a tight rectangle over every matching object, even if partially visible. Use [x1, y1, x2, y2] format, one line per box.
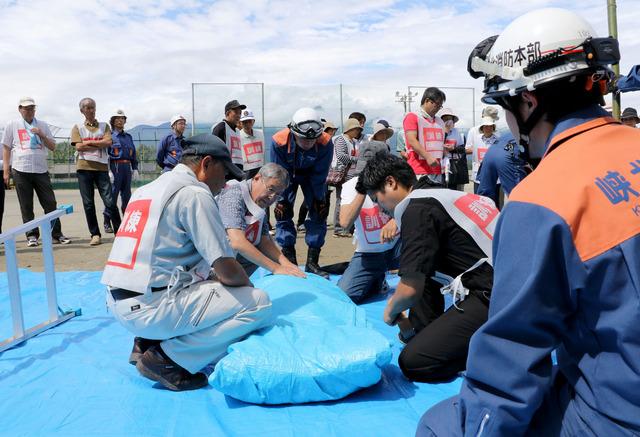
[240, 109, 255, 122]
[224, 100, 246, 113]
[355, 140, 390, 174]
[19, 97, 36, 107]
[181, 134, 244, 181]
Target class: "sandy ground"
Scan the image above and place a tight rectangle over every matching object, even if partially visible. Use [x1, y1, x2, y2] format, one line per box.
[0, 188, 355, 272]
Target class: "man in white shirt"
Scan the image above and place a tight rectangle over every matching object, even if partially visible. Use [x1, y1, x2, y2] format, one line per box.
[2, 97, 70, 246]
[238, 109, 265, 179]
[338, 141, 401, 303]
[102, 134, 272, 392]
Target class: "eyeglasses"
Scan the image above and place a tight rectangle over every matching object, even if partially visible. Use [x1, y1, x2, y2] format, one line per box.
[261, 178, 285, 201]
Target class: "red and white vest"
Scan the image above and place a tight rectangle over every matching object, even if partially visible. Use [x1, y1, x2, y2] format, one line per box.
[393, 189, 499, 264]
[240, 129, 265, 171]
[225, 123, 243, 166]
[101, 165, 212, 295]
[237, 180, 266, 246]
[76, 122, 109, 165]
[406, 113, 445, 175]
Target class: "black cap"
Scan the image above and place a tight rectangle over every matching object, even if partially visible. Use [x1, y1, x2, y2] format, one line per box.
[182, 134, 245, 181]
[224, 100, 247, 113]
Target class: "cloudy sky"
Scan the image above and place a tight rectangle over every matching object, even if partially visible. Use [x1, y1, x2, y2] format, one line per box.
[0, 0, 638, 134]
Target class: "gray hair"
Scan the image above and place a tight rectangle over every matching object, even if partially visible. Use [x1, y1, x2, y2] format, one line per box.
[79, 97, 95, 109]
[258, 162, 289, 186]
[180, 154, 205, 168]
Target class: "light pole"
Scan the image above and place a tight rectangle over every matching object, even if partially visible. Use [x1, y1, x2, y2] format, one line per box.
[395, 91, 418, 114]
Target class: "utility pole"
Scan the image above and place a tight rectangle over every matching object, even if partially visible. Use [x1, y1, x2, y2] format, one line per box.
[608, 0, 621, 119]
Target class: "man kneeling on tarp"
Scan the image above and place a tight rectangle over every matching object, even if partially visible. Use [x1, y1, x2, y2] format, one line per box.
[101, 134, 272, 391]
[217, 162, 306, 278]
[358, 153, 498, 382]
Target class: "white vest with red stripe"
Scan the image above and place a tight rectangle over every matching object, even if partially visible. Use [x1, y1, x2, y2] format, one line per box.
[225, 123, 243, 166]
[393, 189, 498, 265]
[101, 165, 211, 295]
[237, 180, 266, 246]
[76, 122, 109, 165]
[406, 113, 445, 175]
[240, 129, 265, 171]
[471, 134, 498, 182]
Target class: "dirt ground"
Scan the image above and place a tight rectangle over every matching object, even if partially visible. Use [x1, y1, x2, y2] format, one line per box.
[0, 188, 355, 272]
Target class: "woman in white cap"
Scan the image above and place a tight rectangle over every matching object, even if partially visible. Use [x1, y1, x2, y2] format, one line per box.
[468, 116, 498, 193]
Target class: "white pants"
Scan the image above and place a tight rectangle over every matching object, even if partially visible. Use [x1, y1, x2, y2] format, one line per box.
[106, 280, 272, 373]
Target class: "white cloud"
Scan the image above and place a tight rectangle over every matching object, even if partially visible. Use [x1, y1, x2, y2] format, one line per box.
[0, 0, 637, 133]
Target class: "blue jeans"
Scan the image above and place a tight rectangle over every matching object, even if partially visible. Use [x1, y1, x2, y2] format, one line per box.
[338, 240, 401, 303]
[77, 170, 120, 237]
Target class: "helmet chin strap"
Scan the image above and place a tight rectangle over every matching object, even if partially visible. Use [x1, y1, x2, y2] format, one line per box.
[512, 103, 546, 169]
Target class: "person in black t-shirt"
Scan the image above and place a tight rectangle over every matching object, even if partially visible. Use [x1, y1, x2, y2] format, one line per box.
[358, 153, 495, 382]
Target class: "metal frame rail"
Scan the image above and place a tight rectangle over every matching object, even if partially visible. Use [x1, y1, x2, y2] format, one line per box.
[0, 205, 81, 353]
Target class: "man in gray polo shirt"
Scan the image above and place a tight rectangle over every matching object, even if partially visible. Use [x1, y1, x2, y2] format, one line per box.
[102, 134, 272, 392]
[218, 162, 305, 278]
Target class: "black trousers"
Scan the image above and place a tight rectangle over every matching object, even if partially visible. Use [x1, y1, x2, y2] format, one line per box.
[12, 169, 62, 239]
[399, 292, 489, 383]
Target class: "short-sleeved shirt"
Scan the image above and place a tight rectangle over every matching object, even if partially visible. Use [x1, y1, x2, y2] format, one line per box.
[148, 165, 235, 288]
[70, 121, 112, 171]
[2, 118, 53, 173]
[217, 180, 269, 237]
[399, 195, 493, 297]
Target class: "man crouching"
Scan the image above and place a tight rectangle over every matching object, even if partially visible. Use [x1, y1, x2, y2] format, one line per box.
[101, 134, 272, 391]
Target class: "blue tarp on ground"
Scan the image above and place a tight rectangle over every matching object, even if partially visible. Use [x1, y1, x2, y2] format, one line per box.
[0, 269, 461, 437]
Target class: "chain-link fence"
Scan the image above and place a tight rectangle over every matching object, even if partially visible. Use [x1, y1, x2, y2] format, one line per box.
[2, 83, 477, 188]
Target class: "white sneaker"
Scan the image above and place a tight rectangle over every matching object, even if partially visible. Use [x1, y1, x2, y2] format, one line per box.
[54, 235, 72, 245]
[27, 236, 38, 247]
[89, 235, 101, 246]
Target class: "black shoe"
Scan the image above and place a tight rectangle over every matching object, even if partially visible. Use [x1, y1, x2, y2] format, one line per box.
[129, 337, 161, 365]
[305, 247, 330, 279]
[281, 246, 297, 265]
[135, 345, 209, 391]
[104, 223, 114, 234]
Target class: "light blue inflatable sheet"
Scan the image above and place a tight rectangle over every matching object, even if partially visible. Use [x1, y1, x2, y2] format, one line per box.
[211, 274, 392, 404]
[0, 269, 462, 436]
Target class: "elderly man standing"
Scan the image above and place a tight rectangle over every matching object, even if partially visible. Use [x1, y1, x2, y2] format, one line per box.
[102, 133, 272, 392]
[212, 100, 245, 172]
[2, 97, 71, 246]
[403, 87, 447, 185]
[218, 162, 305, 278]
[71, 97, 120, 246]
[156, 115, 187, 172]
[271, 107, 334, 278]
[103, 109, 139, 234]
[237, 108, 265, 179]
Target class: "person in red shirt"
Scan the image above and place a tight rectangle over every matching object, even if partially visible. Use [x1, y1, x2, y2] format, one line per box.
[402, 88, 447, 186]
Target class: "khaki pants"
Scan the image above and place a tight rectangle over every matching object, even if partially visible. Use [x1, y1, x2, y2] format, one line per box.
[107, 280, 272, 373]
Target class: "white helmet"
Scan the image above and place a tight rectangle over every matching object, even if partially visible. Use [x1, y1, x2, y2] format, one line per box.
[468, 8, 619, 104]
[110, 109, 127, 120]
[289, 107, 324, 139]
